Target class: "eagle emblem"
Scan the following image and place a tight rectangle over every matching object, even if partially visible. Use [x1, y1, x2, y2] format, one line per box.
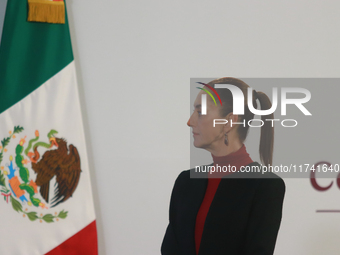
[0, 126, 81, 223]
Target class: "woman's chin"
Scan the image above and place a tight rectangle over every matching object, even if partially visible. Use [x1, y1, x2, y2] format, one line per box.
[193, 140, 204, 149]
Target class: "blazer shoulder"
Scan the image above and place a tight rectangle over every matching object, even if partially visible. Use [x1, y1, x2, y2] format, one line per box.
[258, 172, 286, 199]
[171, 169, 190, 190]
[239, 162, 286, 196]
[175, 169, 190, 182]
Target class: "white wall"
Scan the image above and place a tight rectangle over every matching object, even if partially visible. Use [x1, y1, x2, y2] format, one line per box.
[0, 0, 7, 36]
[2, 0, 340, 254]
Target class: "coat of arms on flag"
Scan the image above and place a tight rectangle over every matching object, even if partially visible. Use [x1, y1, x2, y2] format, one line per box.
[0, 127, 83, 223]
[0, 0, 98, 254]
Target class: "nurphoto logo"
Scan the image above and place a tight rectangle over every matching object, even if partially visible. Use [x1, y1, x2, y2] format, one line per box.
[196, 82, 312, 128]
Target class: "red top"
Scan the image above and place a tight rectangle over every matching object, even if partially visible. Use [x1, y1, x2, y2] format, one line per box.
[194, 144, 253, 254]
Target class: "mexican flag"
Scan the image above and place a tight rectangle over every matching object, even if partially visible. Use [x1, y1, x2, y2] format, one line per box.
[0, 1, 98, 254]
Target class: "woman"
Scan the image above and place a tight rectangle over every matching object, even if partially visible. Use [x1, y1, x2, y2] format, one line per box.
[161, 77, 285, 255]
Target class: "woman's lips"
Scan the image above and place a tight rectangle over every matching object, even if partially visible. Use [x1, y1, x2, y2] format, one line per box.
[193, 132, 199, 136]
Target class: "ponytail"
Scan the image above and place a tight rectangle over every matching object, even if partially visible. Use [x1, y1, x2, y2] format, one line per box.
[256, 91, 274, 167]
[207, 77, 274, 167]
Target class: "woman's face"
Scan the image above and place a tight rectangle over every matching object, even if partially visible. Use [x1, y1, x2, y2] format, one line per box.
[187, 90, 226, 151]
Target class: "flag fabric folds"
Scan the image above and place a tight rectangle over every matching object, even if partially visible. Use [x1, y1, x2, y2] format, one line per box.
[0, 1, 98, 254]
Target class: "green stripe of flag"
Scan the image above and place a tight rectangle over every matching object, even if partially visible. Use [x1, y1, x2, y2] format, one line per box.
[0, 0, 74, 114]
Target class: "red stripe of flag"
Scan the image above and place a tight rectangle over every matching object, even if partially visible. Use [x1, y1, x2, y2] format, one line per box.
[45, 220, 98, 255]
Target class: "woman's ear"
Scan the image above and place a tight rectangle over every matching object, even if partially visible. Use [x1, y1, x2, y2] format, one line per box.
[224, 113, 239, 132]
[230, 113, 239, 124]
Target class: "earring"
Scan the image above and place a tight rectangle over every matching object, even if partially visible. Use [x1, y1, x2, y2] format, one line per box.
[224, 133, 228, 146]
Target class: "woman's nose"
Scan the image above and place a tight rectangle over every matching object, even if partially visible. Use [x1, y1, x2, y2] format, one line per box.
[187, 111, 196, 127]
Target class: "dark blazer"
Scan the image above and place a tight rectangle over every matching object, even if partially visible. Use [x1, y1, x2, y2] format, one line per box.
[161, 162, 285, 255]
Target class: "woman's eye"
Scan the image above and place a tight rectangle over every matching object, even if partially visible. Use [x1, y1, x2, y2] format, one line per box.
[197, 111, 201, 116]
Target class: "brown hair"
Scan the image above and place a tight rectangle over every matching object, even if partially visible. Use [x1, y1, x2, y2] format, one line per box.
[207, 77, 274, 166]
